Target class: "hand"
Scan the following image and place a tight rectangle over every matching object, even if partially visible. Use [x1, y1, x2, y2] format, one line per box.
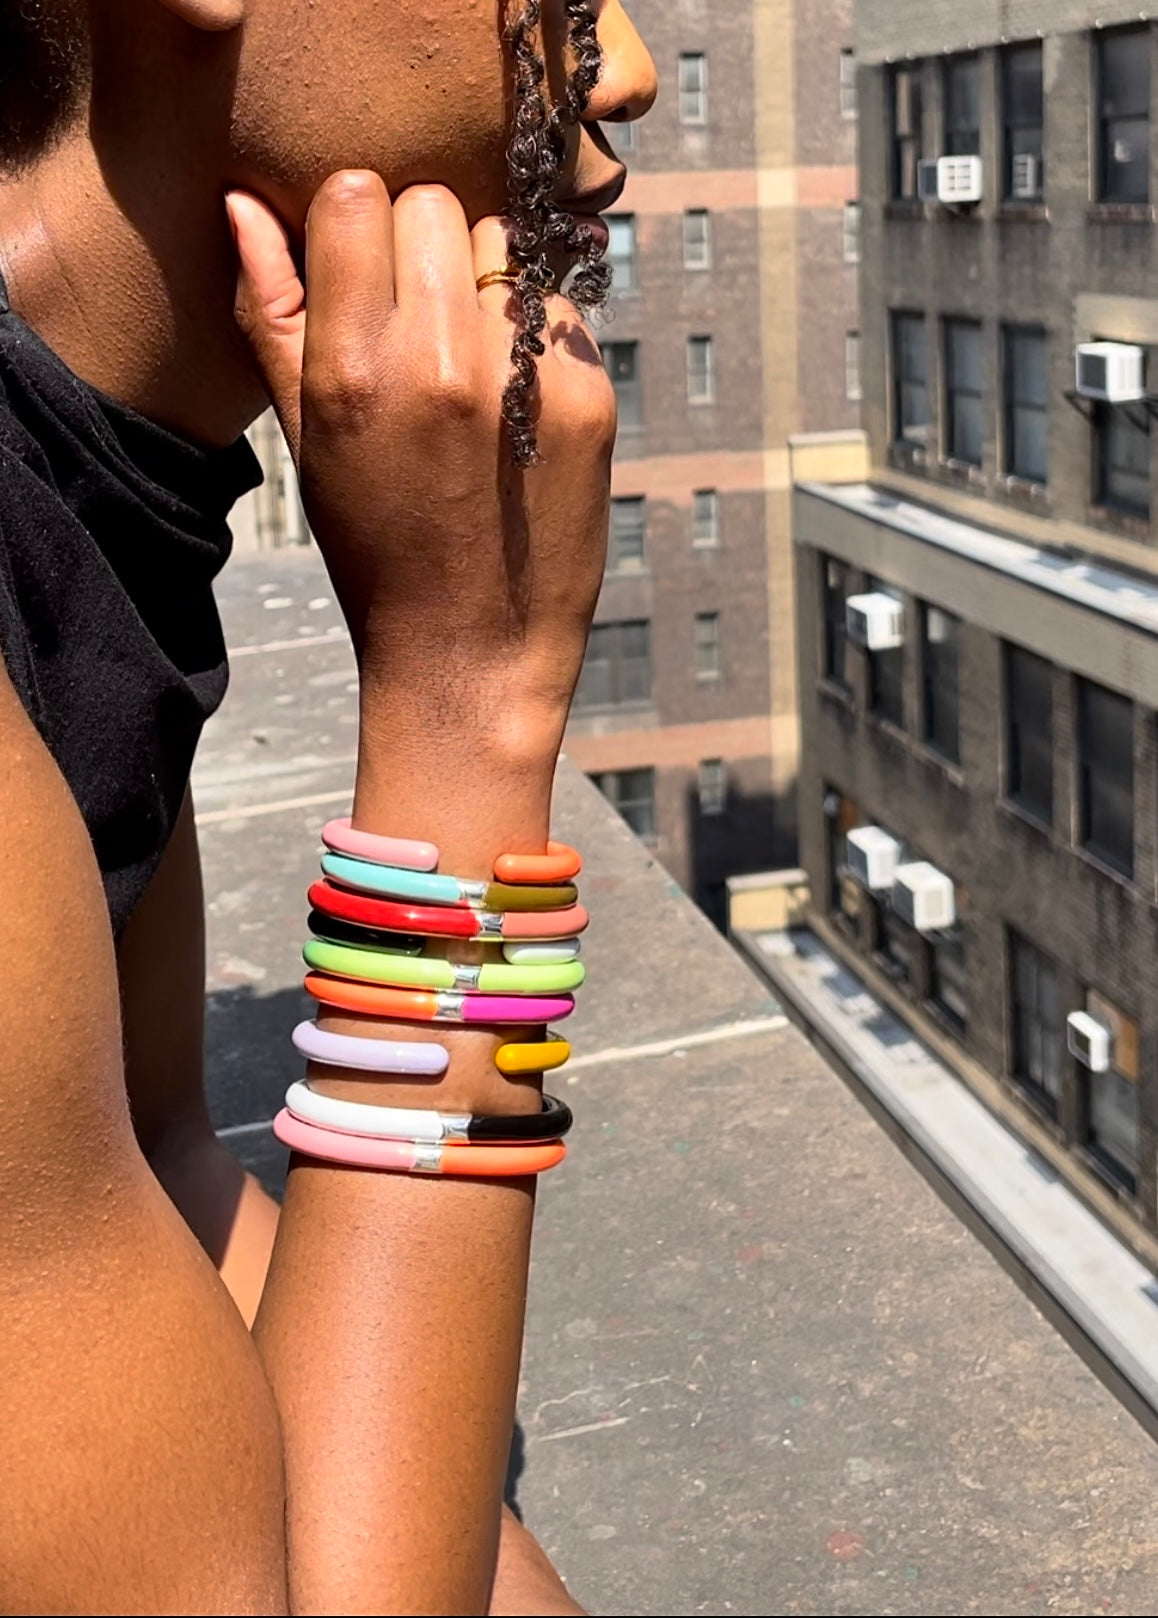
[226, 174, 615, 744]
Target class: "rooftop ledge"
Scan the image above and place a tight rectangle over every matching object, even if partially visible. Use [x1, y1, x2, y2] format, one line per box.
[196, 548, 1158, 1617]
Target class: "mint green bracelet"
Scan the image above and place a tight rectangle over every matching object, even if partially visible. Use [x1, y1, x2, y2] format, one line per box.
[303, 938, 586, 996]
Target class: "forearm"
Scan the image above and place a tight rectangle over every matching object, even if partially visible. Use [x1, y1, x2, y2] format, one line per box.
[254, 696, 565, 1614]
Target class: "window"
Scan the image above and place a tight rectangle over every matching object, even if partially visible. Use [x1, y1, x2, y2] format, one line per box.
[1097, 27, 1150, 203]
[822, 556, 849, 687]
[1010, 932, 1063, 1117]
[826, 790, 861, 923]
[590, 767, 656, 840]
[683, 209, 712, 270]
[1003, 326, 1049, 485]
[944, 318, 984, 468]
[845, 331, 863, 403]
[687, 336, 715, 404]
[1084, 990, 1140, 1192]
[842, 201, 861, 263]
[920, 604, 960, 763]
[692, 488, 719, 547]
[1097, 403, 1150, 518]
[606, 214, 637, 292]
[892, 312, 929, 446]
[679, 53, 708, 125]
[840, 47, 858, 120]
[694, 611, 720, 680]
[890, 63, 924, 199]
[608, 120, 636, 155]
[698, 759, 727, 816]
[574, 620, 651, 710]
[879, 906, 919, 986]
[867, 580, 904, 727]
[602, 341, 641, 429]
[1004, 644, 1053, 825]
[944, 54, 981, 157]
[931, 931, 967, 1035]
[609, 497, 646, 571]
[1077, 678, 1134, 877]
[1002, 41, 1044, 200]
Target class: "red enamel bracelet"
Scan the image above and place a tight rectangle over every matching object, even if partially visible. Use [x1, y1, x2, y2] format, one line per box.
[308, 879, 590, 941]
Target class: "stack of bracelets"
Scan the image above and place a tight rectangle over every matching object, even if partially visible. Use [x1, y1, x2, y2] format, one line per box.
[272, 819, 587, 1179]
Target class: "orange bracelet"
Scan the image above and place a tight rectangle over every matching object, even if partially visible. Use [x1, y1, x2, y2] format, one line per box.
[304, 973, 576, 1024]
[493, 841, 582, 884]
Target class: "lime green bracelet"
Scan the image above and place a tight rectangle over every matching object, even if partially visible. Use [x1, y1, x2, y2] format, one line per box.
[302, 938, 586, 996]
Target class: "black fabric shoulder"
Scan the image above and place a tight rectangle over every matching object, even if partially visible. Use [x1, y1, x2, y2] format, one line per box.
[0, 273, 262, 933]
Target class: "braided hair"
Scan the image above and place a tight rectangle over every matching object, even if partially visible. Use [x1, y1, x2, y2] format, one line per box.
[503, 0, 612, 467]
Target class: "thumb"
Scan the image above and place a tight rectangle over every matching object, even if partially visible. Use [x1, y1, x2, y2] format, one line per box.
[226, 190, 306, 459]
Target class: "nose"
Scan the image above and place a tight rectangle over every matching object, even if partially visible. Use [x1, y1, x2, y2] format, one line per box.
[583, 0, 658, 127]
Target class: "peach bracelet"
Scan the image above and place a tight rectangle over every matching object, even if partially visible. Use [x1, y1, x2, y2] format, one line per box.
[322, 819, 581, 883]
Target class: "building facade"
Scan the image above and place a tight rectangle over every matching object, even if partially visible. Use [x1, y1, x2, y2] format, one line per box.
[796, 2, 1158, 1252]
[567, 0, 860, 926]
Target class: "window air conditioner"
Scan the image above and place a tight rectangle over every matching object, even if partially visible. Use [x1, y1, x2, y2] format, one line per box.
[937, 155, 983, 205]
[916, 159, 940, 204]
[890, 862, 956, 933]
[1010, 153, 1040, 200]
[1075, 342, 1146, 404]
[1066, 1010, 1112, 1074]
[846, 826, 903, 892]
[846, 591, 904, 652]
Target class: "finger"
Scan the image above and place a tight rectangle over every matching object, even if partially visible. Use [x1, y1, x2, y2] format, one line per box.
[470, 215, 519, 315]
[391, 186, 478, 316]
[226, 190, 306, 456]
[302, 171, 397, 386]
[542, 293, 604, 369]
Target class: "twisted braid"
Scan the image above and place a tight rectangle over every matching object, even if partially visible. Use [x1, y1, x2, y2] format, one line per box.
[503, 0, 612, 468]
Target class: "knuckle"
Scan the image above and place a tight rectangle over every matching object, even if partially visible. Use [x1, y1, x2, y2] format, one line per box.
[306, 352, 383, 428]
[422, 352, 485, 423]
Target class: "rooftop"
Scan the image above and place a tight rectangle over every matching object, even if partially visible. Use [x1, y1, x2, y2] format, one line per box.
[800, 481, 1158, 636]
[199, 548, 1158, 1616]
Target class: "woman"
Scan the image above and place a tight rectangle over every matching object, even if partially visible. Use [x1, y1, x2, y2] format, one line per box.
[0, 1, 656, 1611]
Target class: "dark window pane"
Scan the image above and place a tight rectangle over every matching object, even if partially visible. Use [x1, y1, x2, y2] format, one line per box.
[932, 932, 968, 1034]
[1010, 932, 1062, 1116]
[1099, 30, 1151, 202]
[867, 578, 904, 726]
[1004, 327, 1049, 484]
[591, 768, 656, 839]
[1099, 404, 1151, 516]
[921, 604, 960, 762]
[1090, 1067, 1140, 1188]
[574, 620, 651, 710]
[602, 341, 642, 427]
[823, 556, 849, 685]
[946, 320, 984, 467]
[1078, 678, 1134, 876]
[893, 312, 928, 444]
[891, 64, 924, 199]
[944, 55, 981, 156]
[1003, 42, 1044, 198]
[610, 497, 646, 569]
[1005, 644, 1053, 823]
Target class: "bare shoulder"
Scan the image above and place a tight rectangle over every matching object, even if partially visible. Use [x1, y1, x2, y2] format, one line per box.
[0, 659, 287, 1615]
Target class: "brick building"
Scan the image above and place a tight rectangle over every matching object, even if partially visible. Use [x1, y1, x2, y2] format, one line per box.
[796, 2, 1158, 1250]
[566, 0, 860, 926]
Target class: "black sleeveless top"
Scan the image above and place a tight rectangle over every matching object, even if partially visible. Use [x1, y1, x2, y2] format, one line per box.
[0, 274, 261, 934]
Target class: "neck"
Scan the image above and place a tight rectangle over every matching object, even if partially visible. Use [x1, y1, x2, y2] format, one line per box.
[0, 133, 266, 448]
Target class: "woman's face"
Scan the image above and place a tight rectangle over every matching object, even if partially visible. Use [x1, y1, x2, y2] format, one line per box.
[230, 0, 656, 231]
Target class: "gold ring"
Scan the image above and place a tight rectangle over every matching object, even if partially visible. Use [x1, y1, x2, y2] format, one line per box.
[476, 269, 521, 292]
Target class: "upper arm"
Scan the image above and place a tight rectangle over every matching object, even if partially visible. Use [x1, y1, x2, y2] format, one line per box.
[117, 786, 211, 1156]
[0, 659, 286, 1613]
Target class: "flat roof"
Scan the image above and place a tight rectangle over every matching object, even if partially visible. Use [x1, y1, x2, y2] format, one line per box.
[799, 480, 1158, 638]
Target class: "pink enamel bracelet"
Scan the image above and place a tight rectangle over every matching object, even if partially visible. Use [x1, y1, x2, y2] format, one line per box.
[273, 1109, 566, 1176]
[322, 818, 440, 872]
[321, 819, 581, 884]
